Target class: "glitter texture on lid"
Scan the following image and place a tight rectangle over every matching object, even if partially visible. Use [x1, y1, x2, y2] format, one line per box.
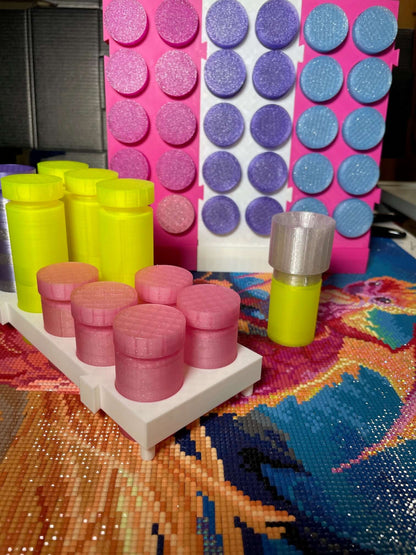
[104, 0, 148, 45]
[156, 150, 196, 191]
[248, 152, 288, 194]
[204, 49, 246, 98]
[333, 198, 374, 238]
[300, 56, 343, 102]
[106, 49, 148, 96]
[352, 6, 397, 54]
[245, 197, 283, 235]
[342, 107, 385, 151]
[203, 102, 245, 147]
[156, 194, 195, 234]
[155, 51, 198, 98]
[296, 105, 338, 149]
[176, 283, 240, 330]
[337, 154, 380, 195]
[109, 149, 150, 179]
[155, 0, 199, 47]
[201, 195, 240, 235]
[290, 197, 329, 215]
[303, 3, 348, 52]
[250, 104, 292, 149]
[205, 0, 249, 48]
[292, 153, 333, 194]
[252, 50, 296, 100]
[108, 100, 149, 144]
[347, 58, 392, 104]
[255, 0, 300, 49]
[203, 151, 241, 193]
[156, 102, 197, 145]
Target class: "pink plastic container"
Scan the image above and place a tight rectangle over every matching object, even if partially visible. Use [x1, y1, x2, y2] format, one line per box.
[135, 264, 193, 305]
[37, 262, 99, 337]
[113, 303, 186, 402]
[176, 284, 241, 369]
[71, 281, 137, 366]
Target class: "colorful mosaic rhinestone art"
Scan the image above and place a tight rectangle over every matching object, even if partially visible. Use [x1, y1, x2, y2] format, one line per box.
[0, 237, 415, 553]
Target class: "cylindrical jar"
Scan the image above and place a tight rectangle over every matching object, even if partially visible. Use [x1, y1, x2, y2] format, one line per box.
[114, 303, 186, 402]
[176, 284, 241, 369]
[96, 178, 154, 287]
[2, 173, 68, 312]
[65, 168, 118, 270]
[135, 264, 193, 305]
[37, 160, 89, 255]
[0, 164, 35, 292]
[37, 262, 99, 337]
[71, 281, 137, 366]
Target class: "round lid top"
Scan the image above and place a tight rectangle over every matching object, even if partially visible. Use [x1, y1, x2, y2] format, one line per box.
[37, 262, 99, 301]
[65, 168, 118, 196]
[113, 303, 186, 359]
[135, 265, 193, 304]
[71, 281, 137, 326]
[37, 160, 88, 182]
[269, 211, 335, 275]
[96, 178, 154, 208]
[2, 173, 64, 202]
[176, 284, 240, 330]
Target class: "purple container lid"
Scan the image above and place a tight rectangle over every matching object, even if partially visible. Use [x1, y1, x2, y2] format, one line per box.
[202, 151, 241, 193]
[250, 105, 292, 149]
[248, 152, 288, 194]
[204, 49, 246, 98]
[206, 0, 249, 48]
[253, 50, 295, 100]
[203, 103, 245, 147]
[202, 195, 240, 235]
[255, 0, 299, 49]
[245, 197, 283, 236]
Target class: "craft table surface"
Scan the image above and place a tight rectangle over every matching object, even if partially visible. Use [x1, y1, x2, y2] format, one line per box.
[0, 236, 415, 554]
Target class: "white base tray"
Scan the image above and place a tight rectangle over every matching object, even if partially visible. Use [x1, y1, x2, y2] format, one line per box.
[0, 292, 262, 459]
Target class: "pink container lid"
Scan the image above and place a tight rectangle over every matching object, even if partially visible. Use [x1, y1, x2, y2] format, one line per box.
[176, 284, 241, 330]
[135, 264, 193, 304]
[37, 262, 99, 301]
[113, 303, 186, 359]
[71, 281, 137, 326]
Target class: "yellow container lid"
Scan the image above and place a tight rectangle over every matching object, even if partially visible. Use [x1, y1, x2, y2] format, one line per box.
[2, 173, 65, 202]
[65, 168, 118, 196]
[37, 160, 88, 182]
[96, 178, 154, 208]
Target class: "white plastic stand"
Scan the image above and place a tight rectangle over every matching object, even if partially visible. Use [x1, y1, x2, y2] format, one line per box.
[0, 292, 262, 460]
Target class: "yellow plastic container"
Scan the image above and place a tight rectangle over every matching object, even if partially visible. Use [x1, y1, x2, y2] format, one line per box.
[2, 173, 68, 312]
[37, 160, 89, 256]
[65, 168, 118, 270]
[96, 178, 154, 287]
[267, 273, 322, 347]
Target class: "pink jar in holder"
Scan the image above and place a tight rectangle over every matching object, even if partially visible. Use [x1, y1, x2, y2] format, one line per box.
[113, 303, 186, 402]
[176, 284, 241, 369]
[135, 264, 193, 305]
[37, 262, 99, 337]
[70, 281, 137, 366]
